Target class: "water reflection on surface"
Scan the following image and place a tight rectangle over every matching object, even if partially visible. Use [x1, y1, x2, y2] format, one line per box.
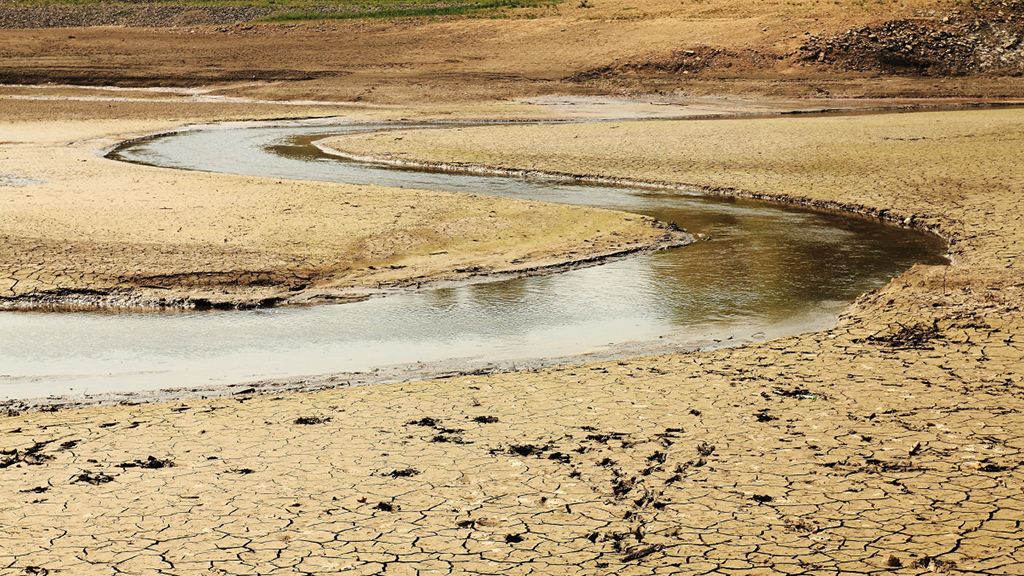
[0, 122, 947, 400]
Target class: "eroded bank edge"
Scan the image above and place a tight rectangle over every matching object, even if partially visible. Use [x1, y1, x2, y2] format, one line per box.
[0, 121, 692, 311]
[315, 139, 954, 261]
[0, 114, 953, 410]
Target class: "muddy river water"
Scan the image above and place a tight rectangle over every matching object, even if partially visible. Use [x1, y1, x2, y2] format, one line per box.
[0, 120, 947, 401]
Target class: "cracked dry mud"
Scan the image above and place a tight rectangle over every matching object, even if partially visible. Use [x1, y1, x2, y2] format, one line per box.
[1, 107, 1023, 574]
[0, 112, 679, 310]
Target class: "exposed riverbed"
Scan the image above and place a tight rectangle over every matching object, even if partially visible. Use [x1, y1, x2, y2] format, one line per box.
[0, 120, 947, 402]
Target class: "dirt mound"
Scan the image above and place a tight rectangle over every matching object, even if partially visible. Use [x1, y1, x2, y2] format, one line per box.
[799, 2, 1024, 75]
[0, 5, 270, 28]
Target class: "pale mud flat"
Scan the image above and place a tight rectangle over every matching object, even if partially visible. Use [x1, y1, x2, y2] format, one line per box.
[0, 99, 684, 310]
[1, 102, 1023, 574]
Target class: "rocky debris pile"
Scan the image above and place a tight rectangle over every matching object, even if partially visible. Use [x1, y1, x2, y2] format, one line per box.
[799, 2, 1024, 75]
[0, 5, 271, 28]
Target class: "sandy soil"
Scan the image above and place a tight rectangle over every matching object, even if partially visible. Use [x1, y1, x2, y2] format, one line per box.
[0, 99, 682, 309]
[324, 107, 1024, 271]
[1, 106, 1021, 574]
[3, 0, 1024, 103]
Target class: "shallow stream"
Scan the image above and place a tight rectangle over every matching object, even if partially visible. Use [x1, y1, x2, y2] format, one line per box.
[0, 120, 947, 400]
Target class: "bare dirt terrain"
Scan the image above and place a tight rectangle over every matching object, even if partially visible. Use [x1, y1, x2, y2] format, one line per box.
[0, 98, 681, 309]
[1, 107, 1022, 574]
[3, 0, 1024, 102]
[2, 0, 1024, 574]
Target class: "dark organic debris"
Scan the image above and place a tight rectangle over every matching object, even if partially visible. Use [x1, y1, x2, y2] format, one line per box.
[119, 456, 174, 470]
[472, 415, 499, 424]
[979, 461, 1013, 472]
[430, 434, 470, 444]
[386, 467, 420, 478]
[612, 475, 636, 498]
[504, 533, 524, 544]
[913, 556, 957, 571]
[752, 494, 774, 503]
[547, 451, 571, 463]
[407, 417, 440, 427]
[294, 416, 331, 425]
[585, 431, 628, 444]
[622, 544, 664, 562]
[862, 321, 943, 349]
[0, 441, 54, 468]
[508, 444, 549, 457]
[374, 501, 396, 512]
[647, 451, 667, 464]
[72, 471, 114, 485]
[772, 386, 822, 400]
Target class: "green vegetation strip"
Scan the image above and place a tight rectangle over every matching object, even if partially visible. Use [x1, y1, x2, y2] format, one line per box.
[8, 0, 553, 20]
[264, 0, 547, 21]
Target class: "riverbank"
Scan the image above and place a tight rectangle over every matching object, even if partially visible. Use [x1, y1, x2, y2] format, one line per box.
[0, 100, 683, 310]
[1, 105, 1021, 573]
[4, 0, 1024, 103]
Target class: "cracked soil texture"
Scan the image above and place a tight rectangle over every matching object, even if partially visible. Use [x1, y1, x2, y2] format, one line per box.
[1, 107, 1023, 574]
[0, 101, 678, 310]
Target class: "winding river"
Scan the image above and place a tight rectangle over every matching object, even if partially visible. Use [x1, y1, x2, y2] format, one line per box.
[0, 120, 947, 401]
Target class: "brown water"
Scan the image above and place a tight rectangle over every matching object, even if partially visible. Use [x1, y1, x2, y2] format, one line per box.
[0, 120, 947, 401]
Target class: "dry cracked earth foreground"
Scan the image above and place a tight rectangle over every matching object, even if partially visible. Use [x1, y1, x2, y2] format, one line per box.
[1, 108, 1023, 575]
